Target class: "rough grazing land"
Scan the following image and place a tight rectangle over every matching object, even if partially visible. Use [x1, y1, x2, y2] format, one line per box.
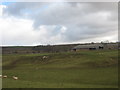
[2, 50, 118, 88]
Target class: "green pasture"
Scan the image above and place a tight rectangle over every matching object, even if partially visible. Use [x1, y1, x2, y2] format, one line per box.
[2, 50, 118, 88]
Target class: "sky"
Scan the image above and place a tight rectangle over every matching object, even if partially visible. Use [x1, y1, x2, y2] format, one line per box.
[0, 1, 118, 46]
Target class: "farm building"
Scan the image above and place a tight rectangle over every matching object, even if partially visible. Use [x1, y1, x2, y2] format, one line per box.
[72, 44, 104, 51]
[105, 43, 118, 49]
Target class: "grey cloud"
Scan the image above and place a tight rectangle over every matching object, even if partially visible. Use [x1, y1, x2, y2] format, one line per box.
[3, 2, 50, 17]
[3, 2, 118, 44]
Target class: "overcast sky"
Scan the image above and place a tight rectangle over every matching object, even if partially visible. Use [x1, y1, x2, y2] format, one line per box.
[0, 2, 118, 46]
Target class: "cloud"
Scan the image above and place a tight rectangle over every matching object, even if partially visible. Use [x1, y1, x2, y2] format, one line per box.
[0, 5, 6, 16]
[0, 16, 68, 45]
[1, 2, 118, 45]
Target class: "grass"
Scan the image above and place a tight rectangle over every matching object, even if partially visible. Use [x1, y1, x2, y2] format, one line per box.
[2, 50, 118, 88]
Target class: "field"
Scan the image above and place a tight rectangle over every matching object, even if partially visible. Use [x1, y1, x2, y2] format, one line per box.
[2, 50, 118, 88]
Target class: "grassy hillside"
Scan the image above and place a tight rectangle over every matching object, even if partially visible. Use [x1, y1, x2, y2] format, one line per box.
[2, 50, 118, 88]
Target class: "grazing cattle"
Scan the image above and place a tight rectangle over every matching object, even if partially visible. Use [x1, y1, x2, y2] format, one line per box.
[3, 75, 7, 78]
[12, 76, 18, 80]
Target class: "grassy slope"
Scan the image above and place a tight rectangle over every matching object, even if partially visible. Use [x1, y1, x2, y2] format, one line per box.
[2, 50, 118, 88]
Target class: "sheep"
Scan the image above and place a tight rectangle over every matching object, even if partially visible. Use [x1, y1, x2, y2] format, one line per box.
[98, 53, 103, 55]
[12, 76, 18, 80]
[0, 75, 2, 78]
[42, 56, 49, 62]
[35, 67, 39, 70]
[3, 75, 7, 78]
[42, 56, 48, 59]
